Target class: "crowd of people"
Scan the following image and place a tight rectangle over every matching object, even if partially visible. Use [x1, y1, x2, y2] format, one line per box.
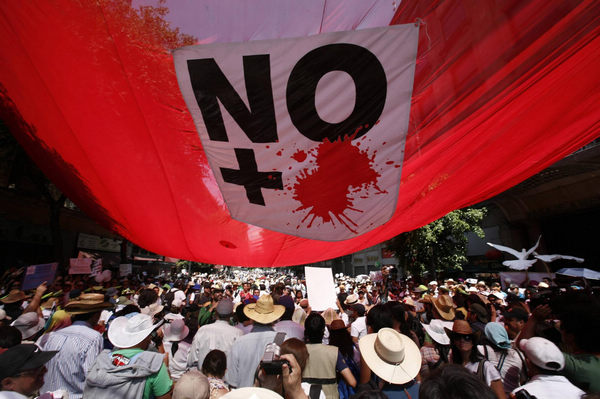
[0, 264, 598, 399]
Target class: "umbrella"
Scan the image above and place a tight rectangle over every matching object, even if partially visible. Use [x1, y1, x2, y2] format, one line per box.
[556, 268, 600, 280]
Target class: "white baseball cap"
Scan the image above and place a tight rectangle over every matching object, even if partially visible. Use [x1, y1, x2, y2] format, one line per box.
[519, 337, 565, 371]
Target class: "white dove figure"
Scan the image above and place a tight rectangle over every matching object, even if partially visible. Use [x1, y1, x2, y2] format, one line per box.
[487, 236, 541, 270]
[534, 254, 584, 263]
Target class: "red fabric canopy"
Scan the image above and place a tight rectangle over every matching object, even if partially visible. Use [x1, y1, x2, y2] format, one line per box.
[0, 0, 599, 266]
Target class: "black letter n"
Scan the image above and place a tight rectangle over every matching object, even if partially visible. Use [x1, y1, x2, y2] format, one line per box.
[187, 55, 277, 143]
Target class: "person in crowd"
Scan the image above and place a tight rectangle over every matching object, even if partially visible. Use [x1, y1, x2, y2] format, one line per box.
[303, 313, 356, 399]
[419, 364, 498, 399]
[173, 369, 210, 399]
[0, 344, 57, 399]
[513, 337, 585, 399]
[188, 298, 243, 379]
[420, 319, 451, 378]
[359, 304, 395, 385]
[349, 303, 367, 344]
[468, 303, 489, 333]
[0, 326, 22, 351]
[358, 327, 421, 398]
[234, 302, 253, 334]
[274, 295, 305, 341]
[84, 313, 173, 398]
[502, 308, 528, 341]
[478, 322, 526, 394]
[228, 294, 284, 388]
[445, 320, 506, 399]
[431, 295, 455, 322]
[163, 318, 191, 382]
[202, 350, 229, 399]
[10, 312, 44, 343]
[38, 293, 113, 399]
[327, 320, 359, 399]
[278, 338, 325, 399]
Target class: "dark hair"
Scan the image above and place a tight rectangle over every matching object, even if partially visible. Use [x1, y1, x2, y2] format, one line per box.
[235, 303, 249, 323]
[366, 304, 393, 333]
[387, 301, 413, 337]
[304, 313, 325, 343]
[137, 289, 158, 309]
[202, 349, 227, 378]
[328, 327, 354, 359]
[420, 364, 497, 399]
[558, 295, 600, 353]
[449, 334, 481, 364]
[113, 304, 140, 318]
[0, 326, 22, 348]
[280, 338, 309, 370]
[350, 389, 389, 399]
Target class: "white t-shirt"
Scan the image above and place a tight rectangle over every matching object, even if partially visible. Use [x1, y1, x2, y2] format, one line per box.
[464, 360, 502, 386]
[302, 382, 326, 399]
[350, 316, 367, 340]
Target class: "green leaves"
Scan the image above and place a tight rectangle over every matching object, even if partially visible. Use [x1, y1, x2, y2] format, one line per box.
[386, 207, 487, 276]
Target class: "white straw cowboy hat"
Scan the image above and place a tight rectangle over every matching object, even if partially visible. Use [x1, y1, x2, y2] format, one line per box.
[421, 319, 450, 345]
[162, 318, 189, 342]
[359, 328, 422, 384]
[243, 294, 285, 324]
[108, 313, 161, 348]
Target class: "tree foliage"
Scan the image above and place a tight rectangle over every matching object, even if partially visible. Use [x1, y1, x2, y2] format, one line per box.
[386, 208, 487, 277]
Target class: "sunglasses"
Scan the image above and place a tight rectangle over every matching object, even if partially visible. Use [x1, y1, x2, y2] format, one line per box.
[452, 333, 473, 342]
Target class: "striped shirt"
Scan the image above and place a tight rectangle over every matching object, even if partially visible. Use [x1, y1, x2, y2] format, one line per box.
[38, 321, 104, 399]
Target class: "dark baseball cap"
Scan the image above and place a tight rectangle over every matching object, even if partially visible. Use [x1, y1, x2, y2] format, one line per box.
[0, 344, 57, 381]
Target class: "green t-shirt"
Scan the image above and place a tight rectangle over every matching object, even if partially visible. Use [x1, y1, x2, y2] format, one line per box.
[563, 352, 600, 393]
[113, 348, 173, 399]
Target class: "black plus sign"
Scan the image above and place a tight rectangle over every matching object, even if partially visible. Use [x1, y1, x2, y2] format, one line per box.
[220, 148, 283, 206]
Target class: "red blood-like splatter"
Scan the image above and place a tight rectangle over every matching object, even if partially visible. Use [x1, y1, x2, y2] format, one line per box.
[276, 150, 282, 156]
[219, 240, 237, 249]
[291, 150, 307, 162]
[291, 135, 384, 233]
[386, 160, 394, 165]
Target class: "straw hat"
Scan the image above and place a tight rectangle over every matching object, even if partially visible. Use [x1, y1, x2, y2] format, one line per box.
[321, 308, 339, 325]
[432, 295, 455, 321]
[402, 297, 416, 309]
[243, 294, 285, 324]
[443, 320, 480, 341]
[141, 302, 165, 317]
[421, 320, 450, 345]
[359, 328, 422, 384]
[344, 294, 359, 305]
[1, 289, 31, 304]
[108, 313, 161, 348]
[64, 293, 113, 315]
[163, 319, 189, 342]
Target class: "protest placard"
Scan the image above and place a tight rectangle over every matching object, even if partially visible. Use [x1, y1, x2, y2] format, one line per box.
[22, 263, 58, 290]
[305, 267, 337, 312]
[119, 264, 132, 277]
[69, 258, 92, 274]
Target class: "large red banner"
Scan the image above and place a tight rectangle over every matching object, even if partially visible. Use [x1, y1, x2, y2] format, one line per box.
[0, 0, 599, 266]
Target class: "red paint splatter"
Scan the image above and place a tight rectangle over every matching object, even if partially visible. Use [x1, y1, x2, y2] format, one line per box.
[291, 150, 307, 163]
[219, 240, 237, 249]
[386, 160, 394, 165]
[394, 164, 401, 168]
[382, 141, 386, 145]
[291, 135, 384, 233]
[276, 150, 282, 156]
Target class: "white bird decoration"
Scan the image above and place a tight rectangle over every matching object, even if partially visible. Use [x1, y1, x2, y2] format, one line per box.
[487, 236, 541, 270]
[534, 254, 585, 263]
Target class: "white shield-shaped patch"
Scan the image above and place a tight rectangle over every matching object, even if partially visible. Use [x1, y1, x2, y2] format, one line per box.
[174, 25, 419, 241]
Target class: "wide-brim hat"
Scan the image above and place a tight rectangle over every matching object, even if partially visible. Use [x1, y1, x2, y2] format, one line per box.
[359, 328, 422, 384]
[444, 320, 480, 341]
[1, 289, 31, 304]
[163, 319, 190, 342]
[432, 295, 456, 321]
[243, 294, 285, 324]
[421, 319, 450, 345]
[344, 293, 359, 305]
[64, 293, 113, 315]
[402, 297, 416, 309]
[141, 302, 165, 317]
[40, 297, 59, 310]
[11, 312, 45, 339]
[108, 313, 161, 348]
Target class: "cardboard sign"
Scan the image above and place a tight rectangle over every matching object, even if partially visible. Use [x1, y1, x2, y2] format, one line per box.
[119, 263, 132, 277]
[69, 258, 92, 274]
[304, 266, 337, 312]
[175, 25, 419, 240]
[22, 263, 58, 290]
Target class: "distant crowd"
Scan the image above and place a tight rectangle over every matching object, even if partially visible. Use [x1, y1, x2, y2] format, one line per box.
[0, 265, 598, 399]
